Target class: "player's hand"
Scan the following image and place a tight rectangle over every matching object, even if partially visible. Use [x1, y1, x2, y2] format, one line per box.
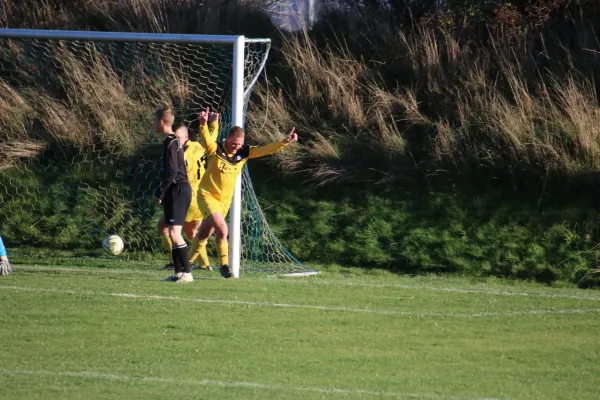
[208, 110, 219, 124]
[199, 106, 210, 126]
[153, 197, 162, 205]
[0, 260, 11, 276]
[283, 127, 298, 144]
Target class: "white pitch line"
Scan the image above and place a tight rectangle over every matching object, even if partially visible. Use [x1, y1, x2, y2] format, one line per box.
[327, 282, 600, 302]
[16, 266, 161, 276]
[15, 265, 600, 302]
[263, 274, 600, 302]
[1, 285, 599, 319]
[0, 368, 507, 400]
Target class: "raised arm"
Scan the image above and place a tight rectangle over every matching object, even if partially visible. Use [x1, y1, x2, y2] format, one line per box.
[248, 127, 298, 159]
[199, 106, 218, 155]
[208, 117, 219, 143]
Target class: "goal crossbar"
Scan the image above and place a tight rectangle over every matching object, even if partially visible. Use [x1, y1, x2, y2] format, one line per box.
[0, 28, 250, 44]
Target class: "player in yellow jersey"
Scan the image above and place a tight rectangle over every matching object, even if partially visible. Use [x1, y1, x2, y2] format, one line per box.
[188, 107, 298, 278]
[157, 116, 219, 270]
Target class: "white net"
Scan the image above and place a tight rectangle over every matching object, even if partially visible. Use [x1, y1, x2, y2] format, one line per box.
[0, 31, 317, 276]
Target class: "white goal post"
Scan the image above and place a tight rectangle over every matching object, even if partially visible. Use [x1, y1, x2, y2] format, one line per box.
[0, 28, 309, 278]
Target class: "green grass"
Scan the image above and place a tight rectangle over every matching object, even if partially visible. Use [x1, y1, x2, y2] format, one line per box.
[1, 264, 599, 399]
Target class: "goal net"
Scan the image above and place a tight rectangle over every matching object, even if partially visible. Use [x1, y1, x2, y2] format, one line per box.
[0, 29, 318, 277]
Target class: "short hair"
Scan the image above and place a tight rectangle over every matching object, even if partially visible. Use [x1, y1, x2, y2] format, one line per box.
[154, 103, 175, 124]
[173, 120, 187, 131]
[227, 126, 245, 137]
[174, 124, 188, 134]
[174, 123, 188, 139]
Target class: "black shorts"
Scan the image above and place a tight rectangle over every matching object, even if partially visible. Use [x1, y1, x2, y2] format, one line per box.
[163, 182, 192, 226]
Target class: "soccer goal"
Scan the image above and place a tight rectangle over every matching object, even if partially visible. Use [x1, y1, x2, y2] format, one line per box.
[0, 28, 318, 278]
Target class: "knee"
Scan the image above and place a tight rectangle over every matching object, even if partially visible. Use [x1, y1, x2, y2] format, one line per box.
[215, 224, 228, 241]
[168, 227, 181, 240]
[187, 228, 198, 240]
[196, 222, 210, 239]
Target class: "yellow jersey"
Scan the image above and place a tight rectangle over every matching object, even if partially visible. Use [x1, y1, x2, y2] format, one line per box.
[183, 121, 219, 188]
[198, 124, 288, 202]
[183, 141, 204, 187]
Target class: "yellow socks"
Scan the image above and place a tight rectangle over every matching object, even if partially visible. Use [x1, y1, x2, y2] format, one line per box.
[216, 241, 229, 266]
[188, 237, 200, 263]
[161, 234, 173, 264]
[189, 237, 211, 268]
[197, 240, 210, 268]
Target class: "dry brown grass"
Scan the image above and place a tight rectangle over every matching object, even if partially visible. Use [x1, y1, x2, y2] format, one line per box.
[135, 60, 193, 112]
[28, 93, 93, 149]
[0, 0, 277, 167]
[0, 81, 32, 141]
[0, 81, 48, 170]
[0, 0, 282, 163]
[248, 21, 600, 186]
[546, 77, 600, 164]
[248, 32, 412, 184]
[281, 32, 366, 128]
[0, 39, 157, 163]
[0, 141, 46, 171]
[1, 0, 599, 186]
[54, 43, 144, 151]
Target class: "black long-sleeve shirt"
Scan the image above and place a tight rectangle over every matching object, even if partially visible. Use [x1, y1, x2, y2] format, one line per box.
[154, 134, 188, 200]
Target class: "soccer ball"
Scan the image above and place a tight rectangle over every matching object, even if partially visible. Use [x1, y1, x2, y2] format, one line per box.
[102, 234, 124, 256]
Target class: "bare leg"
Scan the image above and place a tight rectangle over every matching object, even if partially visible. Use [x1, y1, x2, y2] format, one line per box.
[184, 220, 202, 240]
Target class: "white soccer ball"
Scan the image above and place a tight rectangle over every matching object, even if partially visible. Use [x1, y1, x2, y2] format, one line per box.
[102, 234, 124, 256]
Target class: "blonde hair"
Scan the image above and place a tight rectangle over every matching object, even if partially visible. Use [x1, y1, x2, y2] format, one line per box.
[227, 126, 245, 137]
[154, 103, 175, 124]
[174, 124, 188, 139]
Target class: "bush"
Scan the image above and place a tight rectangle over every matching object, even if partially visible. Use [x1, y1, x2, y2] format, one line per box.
[252, 170, 599, 284]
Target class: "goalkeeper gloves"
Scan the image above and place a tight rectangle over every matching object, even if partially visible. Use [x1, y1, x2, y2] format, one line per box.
[0, 261, 12, 276]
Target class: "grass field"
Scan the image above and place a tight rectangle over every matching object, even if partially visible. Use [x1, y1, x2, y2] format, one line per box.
[1, 262, 599, 400]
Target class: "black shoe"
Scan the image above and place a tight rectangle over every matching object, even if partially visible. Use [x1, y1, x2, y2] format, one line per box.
[160, 263, 174, 271]
[220, 265, 232, 279]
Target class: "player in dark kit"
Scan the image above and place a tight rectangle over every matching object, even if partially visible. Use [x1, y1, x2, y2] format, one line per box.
[152, 104, 193, 283]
